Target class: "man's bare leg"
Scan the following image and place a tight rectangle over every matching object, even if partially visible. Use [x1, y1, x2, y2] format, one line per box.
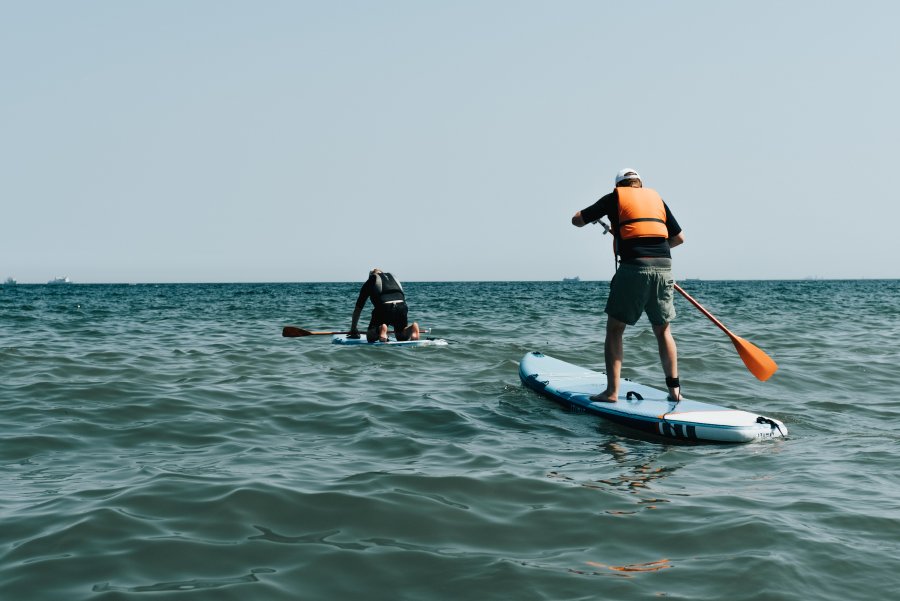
[591, 317, 626, 402]
[396, 322, 420, 341]
[652, 322, 680, 400]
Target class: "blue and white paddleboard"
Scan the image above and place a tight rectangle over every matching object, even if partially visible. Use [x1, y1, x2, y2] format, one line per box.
[332, 334, 449, 347]
[519, 352, 787, 443]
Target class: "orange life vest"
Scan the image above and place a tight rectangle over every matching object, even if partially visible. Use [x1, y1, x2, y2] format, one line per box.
[616, 187, 668, 239]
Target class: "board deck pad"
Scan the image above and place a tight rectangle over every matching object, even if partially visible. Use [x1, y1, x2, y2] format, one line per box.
[332, 334, 449, 347]
[519, 352, 786, 443]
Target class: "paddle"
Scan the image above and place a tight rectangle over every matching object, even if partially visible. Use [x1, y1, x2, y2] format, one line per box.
[591, 219, 777, 381]
[282, 326, 430, 338]
[283, 327, 348, 337]
[673, 283, 778, 381]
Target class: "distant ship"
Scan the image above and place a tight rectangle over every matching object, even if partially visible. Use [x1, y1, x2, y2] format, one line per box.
[48, 276, 73, 285]
[563, 276, 580, 283]
[3, 277, 15, 286]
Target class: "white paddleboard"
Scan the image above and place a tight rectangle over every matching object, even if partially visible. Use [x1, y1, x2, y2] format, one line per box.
[519, 352, 787, 443]
[332, 334, 449, 347]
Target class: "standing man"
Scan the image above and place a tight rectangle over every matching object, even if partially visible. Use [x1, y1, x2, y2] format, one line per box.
[349, 269, 420, 343]
[571, 168, 685, 402]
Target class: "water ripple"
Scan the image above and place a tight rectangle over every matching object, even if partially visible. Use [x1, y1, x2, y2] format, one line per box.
[2, 281, 899, 600]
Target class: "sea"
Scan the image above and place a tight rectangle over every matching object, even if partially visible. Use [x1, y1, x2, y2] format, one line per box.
[1, 280, 898, 601]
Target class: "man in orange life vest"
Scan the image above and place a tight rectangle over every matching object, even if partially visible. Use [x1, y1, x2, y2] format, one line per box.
[571, 168, 685, 402]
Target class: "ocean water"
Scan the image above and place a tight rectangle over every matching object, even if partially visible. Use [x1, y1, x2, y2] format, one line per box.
[1, 280, 898, 601]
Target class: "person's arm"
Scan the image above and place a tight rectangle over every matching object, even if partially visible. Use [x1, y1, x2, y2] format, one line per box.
[571, 211, 587, 227]
[662, 202, 684, 249]
[572, 194, 611, 228]
[349, 282, 369, 337]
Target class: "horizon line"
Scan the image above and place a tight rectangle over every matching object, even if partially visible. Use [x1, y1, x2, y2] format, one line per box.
[3, 277, 898, 286]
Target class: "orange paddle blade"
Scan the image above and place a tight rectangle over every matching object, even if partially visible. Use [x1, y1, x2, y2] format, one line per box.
[730, 333, 779, 381]
[674, 284, 778, 382]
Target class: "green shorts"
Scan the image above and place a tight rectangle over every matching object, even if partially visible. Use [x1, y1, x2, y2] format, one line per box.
[604, 263, 676, 326]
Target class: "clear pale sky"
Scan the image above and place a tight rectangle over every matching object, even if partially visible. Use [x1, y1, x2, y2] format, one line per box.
[2, 1, 898, 283]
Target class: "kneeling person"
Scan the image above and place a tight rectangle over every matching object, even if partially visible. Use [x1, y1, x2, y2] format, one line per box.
[349, 269, 420, 343]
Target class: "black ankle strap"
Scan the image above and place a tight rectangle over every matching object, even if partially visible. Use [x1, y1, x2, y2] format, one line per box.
[666, 376, 680, 389]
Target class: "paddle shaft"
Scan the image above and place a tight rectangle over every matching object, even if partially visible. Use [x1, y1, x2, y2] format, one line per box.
[673, 284, 732, 337]
[594, 219, 612, 234]
[291, 330, 360, 336]
[283, 326, 429, 338]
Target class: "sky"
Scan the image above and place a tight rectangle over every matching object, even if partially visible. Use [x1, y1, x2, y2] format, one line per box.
[2, 1, 898, 283]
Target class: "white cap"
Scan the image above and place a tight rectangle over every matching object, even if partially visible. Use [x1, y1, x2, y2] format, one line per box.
[615, 168, 641, 184]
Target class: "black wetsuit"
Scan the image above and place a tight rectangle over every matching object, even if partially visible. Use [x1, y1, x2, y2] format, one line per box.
[353, 272, 410, 341]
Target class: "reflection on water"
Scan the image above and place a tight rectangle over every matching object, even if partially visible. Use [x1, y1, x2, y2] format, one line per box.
[92, 569, 276, 593]
[548, 440, 680, 516]
[582, 558, 673, 576]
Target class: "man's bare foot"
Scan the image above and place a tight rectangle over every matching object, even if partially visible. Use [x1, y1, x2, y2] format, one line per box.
[590, 392, 617, 403]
